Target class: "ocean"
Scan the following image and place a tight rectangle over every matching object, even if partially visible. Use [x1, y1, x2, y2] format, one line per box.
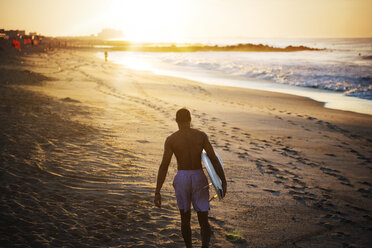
[99, 38, 372, 115]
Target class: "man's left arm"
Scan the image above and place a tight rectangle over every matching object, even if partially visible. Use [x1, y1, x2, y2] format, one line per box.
[154, 138, 173, 208]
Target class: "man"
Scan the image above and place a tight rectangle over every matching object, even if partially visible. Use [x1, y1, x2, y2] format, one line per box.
[104, 51, 108, 62]
[154, 108, 227, 248]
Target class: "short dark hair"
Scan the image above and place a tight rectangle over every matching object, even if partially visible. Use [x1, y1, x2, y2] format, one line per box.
[176, 108, 191, 123]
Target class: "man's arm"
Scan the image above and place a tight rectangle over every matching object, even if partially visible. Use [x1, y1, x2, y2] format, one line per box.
[154, 138, 173, 207]
[203, 134, 227, 196]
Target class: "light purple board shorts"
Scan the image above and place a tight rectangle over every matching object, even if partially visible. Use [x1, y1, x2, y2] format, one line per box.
[173, 169, 210, 212]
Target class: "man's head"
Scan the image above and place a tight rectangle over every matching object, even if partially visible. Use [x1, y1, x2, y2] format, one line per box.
[176, 108, 191, 124]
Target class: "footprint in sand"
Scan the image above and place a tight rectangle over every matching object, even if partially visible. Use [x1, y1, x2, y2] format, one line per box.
[325, 153, 336, 157]
[357, 188, 372, 199]
[243, 132, 251, 138]
[208, 216, 226, 227]
[136, 140, 150, 144]
[263, 189, 280, 196]
[236, 151, 248, 159]
[320, 169, 354, 187]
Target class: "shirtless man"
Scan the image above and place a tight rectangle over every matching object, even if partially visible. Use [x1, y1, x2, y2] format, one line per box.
[154, 108, 227, 248]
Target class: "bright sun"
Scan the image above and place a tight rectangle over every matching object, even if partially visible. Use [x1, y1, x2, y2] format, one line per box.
[106, 0, 188, 42]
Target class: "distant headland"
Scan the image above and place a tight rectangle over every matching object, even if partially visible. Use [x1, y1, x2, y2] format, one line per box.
[57, 38, 324, 53]
[92, 42, 323, 52]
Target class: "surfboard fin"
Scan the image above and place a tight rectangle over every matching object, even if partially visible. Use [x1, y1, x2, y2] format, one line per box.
[209, 194, 218, 202]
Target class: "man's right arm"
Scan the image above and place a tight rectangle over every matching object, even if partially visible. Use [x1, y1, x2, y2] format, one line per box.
[154, 137, 173, 207]
[203, 133, 227, 196]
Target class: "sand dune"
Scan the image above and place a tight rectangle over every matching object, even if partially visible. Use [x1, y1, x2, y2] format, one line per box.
[1, 49, 371, 247]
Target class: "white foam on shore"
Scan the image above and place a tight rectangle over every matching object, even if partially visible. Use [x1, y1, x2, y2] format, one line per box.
[97, 51, 372, 116]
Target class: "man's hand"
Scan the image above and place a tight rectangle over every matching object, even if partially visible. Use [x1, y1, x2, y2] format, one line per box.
[154, 193, 161, 208]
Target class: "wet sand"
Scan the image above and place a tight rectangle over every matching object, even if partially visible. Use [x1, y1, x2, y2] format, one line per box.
[1, 49, 371, 247]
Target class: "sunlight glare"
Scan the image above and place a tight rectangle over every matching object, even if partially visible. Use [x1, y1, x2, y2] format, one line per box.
[119, 54, 152, 71]
[107, 0, 187, 42]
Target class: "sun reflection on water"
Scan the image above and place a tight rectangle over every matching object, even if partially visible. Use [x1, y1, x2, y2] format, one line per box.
[117, 54, 153, 71]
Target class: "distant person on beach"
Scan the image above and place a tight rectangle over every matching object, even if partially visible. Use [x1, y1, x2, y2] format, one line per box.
[104, 51, 108, 62]
[154, 108, 227, 248]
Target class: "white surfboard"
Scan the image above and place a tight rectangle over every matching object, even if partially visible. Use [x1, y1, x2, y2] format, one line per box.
[201, 150, 225, 200]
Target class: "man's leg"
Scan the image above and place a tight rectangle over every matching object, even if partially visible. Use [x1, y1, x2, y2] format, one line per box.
[180, 209, 192, 248]
[197, 211, 211, 248]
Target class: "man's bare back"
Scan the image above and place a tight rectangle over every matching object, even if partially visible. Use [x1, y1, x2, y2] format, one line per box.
[165, 128, 208, 170]
[158, 126, 225, 178]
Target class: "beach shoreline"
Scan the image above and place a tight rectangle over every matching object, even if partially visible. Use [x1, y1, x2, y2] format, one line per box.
[1, 48, 371, 247]
[98, 49, 372, 116]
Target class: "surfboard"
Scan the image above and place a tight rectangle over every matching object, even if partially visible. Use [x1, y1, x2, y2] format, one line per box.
[201, 150, 225, 200]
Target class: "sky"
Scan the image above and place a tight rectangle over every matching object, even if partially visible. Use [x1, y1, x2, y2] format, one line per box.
[1, 0, 372, 42]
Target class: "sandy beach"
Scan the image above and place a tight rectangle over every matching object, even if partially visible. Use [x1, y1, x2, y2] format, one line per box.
[1, 48, 371, 247]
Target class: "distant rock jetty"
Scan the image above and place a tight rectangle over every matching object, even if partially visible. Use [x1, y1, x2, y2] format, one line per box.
[82, 42, 323, 53]
[119, 43, 324, 52]
[57, 37, 323, 53]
